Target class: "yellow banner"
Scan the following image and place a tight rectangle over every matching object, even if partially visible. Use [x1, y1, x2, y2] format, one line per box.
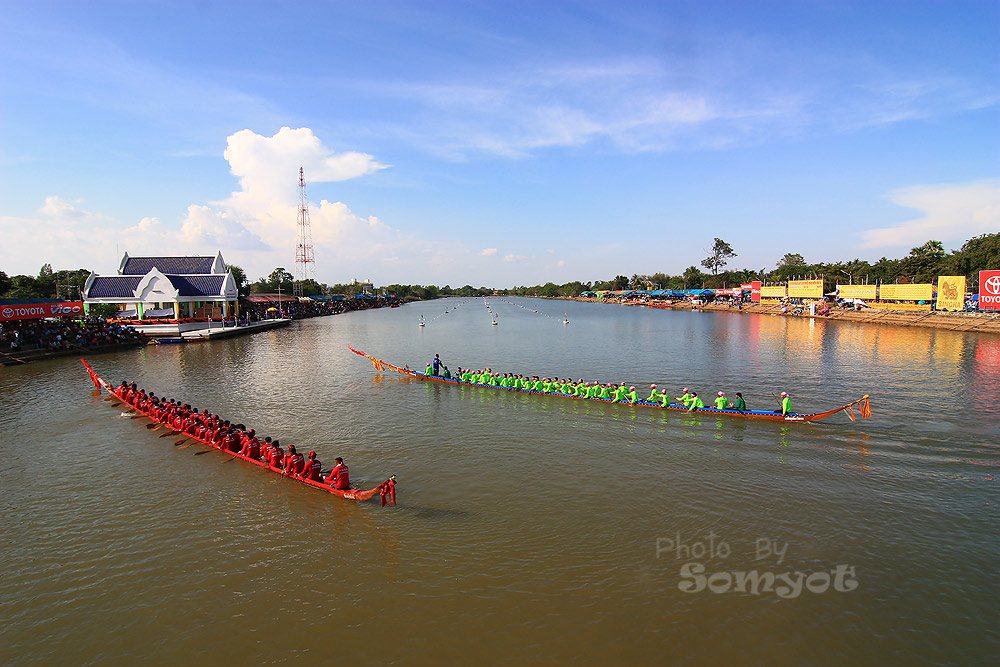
[838, 284, 876, 299]
[760, 285, 787, 298]
[935, 276, 966, 311]
[788, 279, 824, 298]
[879, 283, 933, 301]
[865, 302, 932, 311]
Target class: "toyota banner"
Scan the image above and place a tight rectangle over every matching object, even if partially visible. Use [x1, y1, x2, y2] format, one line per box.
[0, 302, 86, 322]
[980, 271, 1000, 311]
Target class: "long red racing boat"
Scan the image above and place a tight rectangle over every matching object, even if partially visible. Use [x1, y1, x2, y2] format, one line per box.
[81, 359, 396, 505]
[348, 345, 872, 424]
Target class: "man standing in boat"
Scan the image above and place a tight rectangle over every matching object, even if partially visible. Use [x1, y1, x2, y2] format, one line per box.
[432, 354, 442, 376]
[325, 457, 350, 490]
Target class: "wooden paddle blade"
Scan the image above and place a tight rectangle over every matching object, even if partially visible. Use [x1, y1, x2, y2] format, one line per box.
[103, 397, 116, 402]
[159, 431, 179, 438]
[174, 439, 189, 446]
[130, 415, 146, 419]
[193, 450, 212, 456]
[145, 423, 159, 429]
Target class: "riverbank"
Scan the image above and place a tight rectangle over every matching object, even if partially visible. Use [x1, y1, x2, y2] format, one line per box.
[0, 340, 146, 366]
[563, 297, 1000, 334]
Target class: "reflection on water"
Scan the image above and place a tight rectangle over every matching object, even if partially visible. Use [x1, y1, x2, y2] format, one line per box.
[1, 298, 997, 663]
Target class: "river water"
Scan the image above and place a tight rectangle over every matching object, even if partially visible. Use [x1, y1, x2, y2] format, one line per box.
[1, 297, 997, 664]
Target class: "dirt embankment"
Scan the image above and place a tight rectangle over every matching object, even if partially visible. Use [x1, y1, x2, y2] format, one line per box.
[562, 297, 1000, 334]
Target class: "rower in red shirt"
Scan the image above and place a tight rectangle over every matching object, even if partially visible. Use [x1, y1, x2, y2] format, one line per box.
[324, 457, 350, 490]
[245, 437, 261, 460]
[268, 440, 284, 469]
[300, 451, 322, 481]
[239, 429, 259, 458]
[260, 437, 274, 462]
[283, 445, 304, 476]
[222, 429, 240, 452]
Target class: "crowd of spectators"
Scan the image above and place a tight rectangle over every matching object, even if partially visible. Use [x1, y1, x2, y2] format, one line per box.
[243, 295, 401, 322]
[1, 317, 144, 352]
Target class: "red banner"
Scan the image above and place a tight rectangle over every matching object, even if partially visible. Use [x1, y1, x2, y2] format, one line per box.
[980, 271, 1000, 310]
[751, 281, 761, 302]
[0, 302, 85, 322]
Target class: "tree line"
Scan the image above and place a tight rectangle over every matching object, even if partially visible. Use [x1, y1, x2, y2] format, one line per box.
[3, 233, 996, 302]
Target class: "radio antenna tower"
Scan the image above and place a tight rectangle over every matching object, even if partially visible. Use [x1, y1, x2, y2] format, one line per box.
[293, 166, 316, 298]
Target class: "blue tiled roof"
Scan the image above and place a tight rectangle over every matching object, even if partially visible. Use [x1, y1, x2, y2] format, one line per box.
[87, 276, 143, 298]
[122, 256, 216, 275]
[167, 275, 225, 296]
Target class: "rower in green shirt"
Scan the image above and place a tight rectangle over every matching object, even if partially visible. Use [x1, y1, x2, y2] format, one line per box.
[646, 384, 660, 403]
[780, 391, 791, 415]
[687, 392, 705, 412]
[425, 363, 433, 375]
[675, 388, 693, 407]
[714, 392, 729, 409]
[733, 392, 747, 411]
[624, 386, 638, 403]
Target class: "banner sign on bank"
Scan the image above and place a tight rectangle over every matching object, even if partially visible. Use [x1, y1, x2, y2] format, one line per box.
[837, 284, 876, 299]
[980, 271, 1000, 310]
[935, 276, 966, 311]
[788, 279, 824, 298]
[0, 302, 85, 322]
[879, 283, 933, 301]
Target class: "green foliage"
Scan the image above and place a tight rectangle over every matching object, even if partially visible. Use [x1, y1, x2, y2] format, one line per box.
[226, 264, 248, 295]
[88, 303, 122, 319]
[682, 266, 705, 289]
[777, 252, 806, 268]
[948, 232, 1000, 286]
[701, 238, 737, 275]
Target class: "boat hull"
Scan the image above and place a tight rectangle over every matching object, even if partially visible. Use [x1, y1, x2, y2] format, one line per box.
[347, 346, 871, 424]
[81, 359, 396, 504]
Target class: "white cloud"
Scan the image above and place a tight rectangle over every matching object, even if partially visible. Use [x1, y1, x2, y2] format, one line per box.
[556, 260, 565, 268]
[503, 254, 527, 262]
[860, 179, 1000, 248]
[479, 248, 498, 256]
[0, 128, 484, 282]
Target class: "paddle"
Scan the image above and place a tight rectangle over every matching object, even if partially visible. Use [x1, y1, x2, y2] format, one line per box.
[159, 431, 179, 438]
[174, 438, 190, 446]
[145, 423, 160, 429]
[193, 450, 213, 455]
[130, 414, 147, 420]
[177, 443, 195, 449]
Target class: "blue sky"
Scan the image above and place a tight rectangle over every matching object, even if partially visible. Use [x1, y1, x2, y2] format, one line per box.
[1, 0, 997, 288]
